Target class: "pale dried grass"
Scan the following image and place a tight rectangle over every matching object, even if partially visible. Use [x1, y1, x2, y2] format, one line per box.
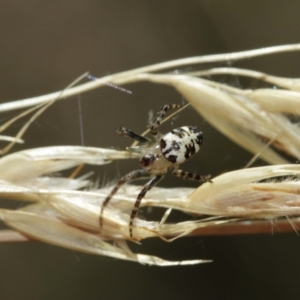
[0, 43, 300, 265]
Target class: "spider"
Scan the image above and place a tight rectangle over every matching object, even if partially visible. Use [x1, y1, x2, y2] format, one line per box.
[99, 104, 211, 239]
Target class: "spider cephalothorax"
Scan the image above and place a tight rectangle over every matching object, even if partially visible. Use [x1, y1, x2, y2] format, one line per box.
[100, 104, 211, 239]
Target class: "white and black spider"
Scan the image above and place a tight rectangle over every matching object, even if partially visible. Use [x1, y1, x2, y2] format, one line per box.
[100, 104, 211, 238]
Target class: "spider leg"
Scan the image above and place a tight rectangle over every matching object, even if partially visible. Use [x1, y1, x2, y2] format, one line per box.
[100, 169, 150, 230]
[116, 126, 150, 144]
[172, 169, 212, 182]
[129, 174, 164, 238]
[150, 104, 181, 136]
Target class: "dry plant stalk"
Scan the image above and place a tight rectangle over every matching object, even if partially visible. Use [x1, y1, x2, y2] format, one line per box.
[0, 43, 300, 265]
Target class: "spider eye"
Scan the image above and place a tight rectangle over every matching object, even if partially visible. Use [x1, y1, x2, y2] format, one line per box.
[140, 154, 155, 169]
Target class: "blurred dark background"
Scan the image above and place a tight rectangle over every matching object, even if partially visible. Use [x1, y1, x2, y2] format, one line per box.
[1, 1, 300, 299]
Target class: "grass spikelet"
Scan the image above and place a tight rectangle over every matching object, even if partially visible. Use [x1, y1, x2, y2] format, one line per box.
[0, 44, 300, 265]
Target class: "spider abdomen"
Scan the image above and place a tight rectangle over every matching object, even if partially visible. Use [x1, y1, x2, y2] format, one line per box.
[160, 126, 203, 164]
